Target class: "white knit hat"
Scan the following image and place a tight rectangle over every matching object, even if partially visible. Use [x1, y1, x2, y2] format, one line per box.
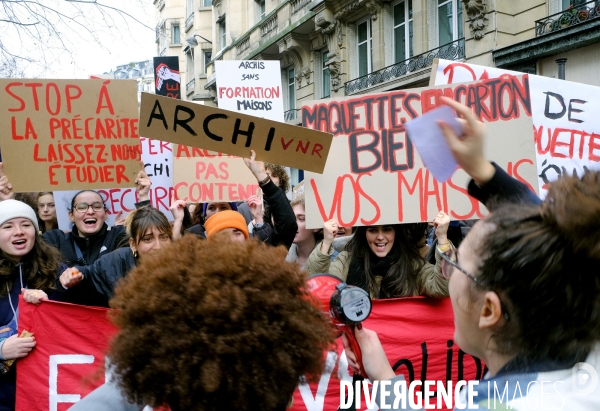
[0, 200, 39, 232]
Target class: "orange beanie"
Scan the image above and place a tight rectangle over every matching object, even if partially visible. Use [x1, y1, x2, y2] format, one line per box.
[204, 210, 249, 240]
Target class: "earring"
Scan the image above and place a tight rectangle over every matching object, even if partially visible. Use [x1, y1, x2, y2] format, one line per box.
[133, 250, 138, 258]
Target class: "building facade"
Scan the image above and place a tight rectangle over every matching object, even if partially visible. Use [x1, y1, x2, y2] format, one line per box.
[155, 0, 214, 103]
[197, 0, 600, 122]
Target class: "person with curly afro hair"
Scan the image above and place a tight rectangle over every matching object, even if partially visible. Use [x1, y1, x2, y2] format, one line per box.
[70, 234, 335, 411]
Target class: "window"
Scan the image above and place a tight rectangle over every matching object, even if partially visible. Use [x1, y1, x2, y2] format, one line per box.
[562, 0, 587, 9]
[219, 18, 226, 50]
[257, 0, 266, 20]
[357, 19, 372, 77]
[322, 50, 330, 98]
[204, 51, 212, 73]
[171, 24, 181, 44]
[393, 0, 413, 63]
[437, 0, 462, 46]
[288, 67, 295, 110]
[203, 0, 212, 7]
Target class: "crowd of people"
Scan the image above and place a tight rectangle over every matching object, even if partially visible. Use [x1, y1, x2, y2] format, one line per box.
[0, 97, 598, 410]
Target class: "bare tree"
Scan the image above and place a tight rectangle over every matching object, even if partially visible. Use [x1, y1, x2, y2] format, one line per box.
[0, 0, 154, 77]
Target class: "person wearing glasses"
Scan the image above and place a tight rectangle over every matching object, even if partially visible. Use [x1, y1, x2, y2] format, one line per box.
[343, 98, 600, 409]
[0, 166, 151, 307]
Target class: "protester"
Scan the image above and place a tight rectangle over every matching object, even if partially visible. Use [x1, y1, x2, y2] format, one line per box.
[36, 192, 58, 234]
[305, 213, 451, 299]
[344, 98, 600, 409]
[285, 196, 323, 269]
[57, 207, 173, 304]
[70, 235, 334, 411]
[203, 210, 248, 242]
[175, 151, 297, 248]
[175, 201, 238, 239]
[0, 200, 66, 411]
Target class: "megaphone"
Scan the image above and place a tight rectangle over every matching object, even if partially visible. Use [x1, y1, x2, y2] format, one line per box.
[307, 274, 372, 376]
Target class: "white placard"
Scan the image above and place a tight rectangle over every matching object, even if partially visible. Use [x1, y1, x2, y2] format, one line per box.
[432, 59, 600, 198]
[215, 60, 285, 122]
[55, 137, 174, 230]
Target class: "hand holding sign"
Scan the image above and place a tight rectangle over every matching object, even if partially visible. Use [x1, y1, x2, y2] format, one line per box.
[0, 163, 15, 201]
[1, 334, 36, 360]
[243, 150, 269, 183]
[135, 163, 152, 203]
[21, 288, 48, 305]
[438, 97, 496, 185]
[321, 219, 339, 254]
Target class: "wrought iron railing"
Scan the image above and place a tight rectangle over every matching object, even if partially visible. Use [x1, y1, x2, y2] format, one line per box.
[185, 12, 194, 32]
[535, 1, 600, 36]
[158, 0, 165, 10]
[284, 109, 300, 121]
[344, 38, 465, 95]
[186, 78, 195, 94]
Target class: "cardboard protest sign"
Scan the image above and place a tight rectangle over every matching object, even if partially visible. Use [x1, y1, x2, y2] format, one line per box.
[431, 58, 600, 198]
[173, 145, 258, 202]
[139, 93, 333, 173]
[154, 56, 181, 99]
[0, 79, 141, 191]
[54, 137, 174, 230]
[302, 75, 538, 229]
[216, 60, 284, 122]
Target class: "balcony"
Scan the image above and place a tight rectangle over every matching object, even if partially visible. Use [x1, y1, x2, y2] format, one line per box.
[284, 109, 300, 122]
[186, 78, 196, 95]
[291, 0, 311, 15]
[261, 14, 278, 37]
[344, 38, 465, 95]
[157, 0, 165, 11]
[536, 1, 600, 36]
[185, 13, 194, 32]
[236, 36, 250, 56]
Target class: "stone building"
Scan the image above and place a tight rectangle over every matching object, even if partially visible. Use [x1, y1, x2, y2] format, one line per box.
[154, 0, 214, 103]
[199, 0, 600, 123]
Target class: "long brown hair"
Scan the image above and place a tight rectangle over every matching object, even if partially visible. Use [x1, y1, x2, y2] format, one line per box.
[0, 234, 63, 297]
[346, 223, 428, 298]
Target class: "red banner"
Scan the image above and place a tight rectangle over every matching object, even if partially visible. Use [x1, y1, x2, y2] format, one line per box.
[16, 297, 117, 411]
[14, 296, 481, 411]
[290, 297, 484, 411]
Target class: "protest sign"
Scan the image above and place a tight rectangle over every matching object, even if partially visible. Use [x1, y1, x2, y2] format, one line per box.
[0, 79, 141, 191]
[16, 298, 117, 411]
[431, 59, 600, 198]
[54, 136, 174, 230]
[15, 296, 479, 411]
[302, 75, 538, 229]
[139, 93, 333, 173]
[154, 56, 181, 99]
[173, 145, 257, 202]
[215, 60, 284, 122]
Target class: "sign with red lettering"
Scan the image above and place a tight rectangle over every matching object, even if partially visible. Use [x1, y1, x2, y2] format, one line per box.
[431, 59, 600, 197]
[15, 297, 479, 411]
[53, 136, 175, 230]
[16, 297, 117, 411]
[173, 145, 258, 202]
[216, 60, 284, 122]
[0, 80, 141, 191]
[302, 75, 538, 229]
[139, 93, 333, 173]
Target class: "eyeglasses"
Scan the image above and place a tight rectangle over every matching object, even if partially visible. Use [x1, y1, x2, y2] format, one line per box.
[74, 201, 104, 213]
[438, 246, 510, 321]
[437, 246, 478, 283]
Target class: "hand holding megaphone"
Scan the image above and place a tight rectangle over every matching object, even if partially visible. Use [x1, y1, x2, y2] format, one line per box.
[342, 326, 397, 382]
[307, 274, 372, 377]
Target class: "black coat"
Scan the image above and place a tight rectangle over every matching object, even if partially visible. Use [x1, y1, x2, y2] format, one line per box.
[57, 247, 136, 305]
[43, 224, 127, 307]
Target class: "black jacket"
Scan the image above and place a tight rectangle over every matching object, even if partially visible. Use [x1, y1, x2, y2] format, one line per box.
[467, 162, 542, 210]
[43, 224, 127, 307]
[57, 247, 136, 305]
[250, 180, 297, 249]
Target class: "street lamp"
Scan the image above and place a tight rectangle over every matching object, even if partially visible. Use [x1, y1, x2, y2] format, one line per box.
[186, 34, 212, 47]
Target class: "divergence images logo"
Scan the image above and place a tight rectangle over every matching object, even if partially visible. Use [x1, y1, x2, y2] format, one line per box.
[572, 362, 598, 396]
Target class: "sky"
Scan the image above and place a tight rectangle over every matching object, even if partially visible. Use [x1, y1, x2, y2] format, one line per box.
[2, 0, 156, 79]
